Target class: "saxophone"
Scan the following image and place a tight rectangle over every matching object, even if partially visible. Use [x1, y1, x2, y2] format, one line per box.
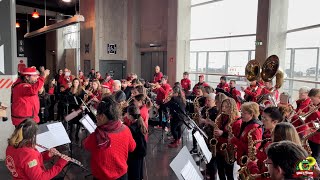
[220, 120, 237, 165]
[208, 113, 221, 157]
[301, 127, 320, 155]
[238, 126, 261, 180]
[192, 96, 202, 125]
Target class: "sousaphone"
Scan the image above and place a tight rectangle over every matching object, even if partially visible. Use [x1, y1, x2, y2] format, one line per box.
[260, 55, 284, 89]
[245, 60, 261, 82]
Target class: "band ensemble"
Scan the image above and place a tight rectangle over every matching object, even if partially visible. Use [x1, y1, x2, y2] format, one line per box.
[3, 55, 320, 180]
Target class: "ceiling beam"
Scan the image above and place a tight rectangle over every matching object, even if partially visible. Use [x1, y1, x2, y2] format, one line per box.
[16, 5, 59, 17]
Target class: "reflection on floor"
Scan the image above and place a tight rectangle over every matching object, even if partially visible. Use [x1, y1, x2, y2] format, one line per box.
[0, 123, 239, 179]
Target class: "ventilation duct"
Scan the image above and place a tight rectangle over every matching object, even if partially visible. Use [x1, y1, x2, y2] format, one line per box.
[24, 15, 84, 38]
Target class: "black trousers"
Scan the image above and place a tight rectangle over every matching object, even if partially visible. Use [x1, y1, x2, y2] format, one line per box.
[158, 104, 169, 128]
[170, 119, 183, 141]
[192, 129, 197, 150]
[206, 157, 217, 180]
[128, 157, 144, 180]
[94, 173, 128, 180]
[309, 140, 320, 165]
[216, 154, 234, 180]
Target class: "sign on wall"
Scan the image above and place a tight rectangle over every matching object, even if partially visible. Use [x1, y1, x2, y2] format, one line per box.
[18, 40, 24, 57]
[17, 57, 28, 73]
[107, 44, 117, 54]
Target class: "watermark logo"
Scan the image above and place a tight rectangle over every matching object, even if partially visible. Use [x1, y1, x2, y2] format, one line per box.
[294, 157, 316, 178]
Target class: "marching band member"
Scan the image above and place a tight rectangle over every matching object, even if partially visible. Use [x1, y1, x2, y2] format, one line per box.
[228, 80, 242, 110]
[230, 102, 263, 165]
[164, 86, 187, 148]
[38, 86, 51, 124]
[78, 70, 85, 85]
[217, 76, 229, 92]
[247, 107, 284, 179]
[192, 74, 209, 94]
[214, 98, 241, 180]
[126, 105, 147, 180]
[11, 67, 50, 126]
[153, 75, 172, 130]
[112, 80, 126, 104]
[180, 72, 191, 95]
[131, 85, 147, 97]
[6, 119, 70, 180]
[103, 73, 114, 92]
[265, 141, 307, 180]
[242, 80, 262, 102]
[58, 68, 73, 88]
[121, 79, 132, 100]
[83, 96, 136, 180]
[153, 65, 163, 83]
[88, 69, 96, 81]
[202, 86, 214, 97]
[260, 81, 279, 102]
[87, 80, 102, 107]
[44, 78, 57, 121]
[83, 78, 91, 90]
[304, 88, 320, 165]
[95, 72, 104, 84]
[101, 84, 112, 98]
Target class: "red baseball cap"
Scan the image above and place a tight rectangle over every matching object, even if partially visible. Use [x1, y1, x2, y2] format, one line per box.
[101, 84, 111, 89]
[21, 67, 39, 76]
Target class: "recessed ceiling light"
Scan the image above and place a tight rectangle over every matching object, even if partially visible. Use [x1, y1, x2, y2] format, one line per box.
[62, 0, 72, 2]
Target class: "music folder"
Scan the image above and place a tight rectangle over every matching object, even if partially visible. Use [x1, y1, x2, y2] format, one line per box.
[170, 146, 203, 180]
[193, 131, 212, 164]
[80, 114, 97, 134]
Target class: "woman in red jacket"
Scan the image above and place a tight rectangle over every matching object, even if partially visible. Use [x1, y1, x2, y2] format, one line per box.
[246, 107, 283, 179]
[230, 102, 263, 165]
[248, 122, 302, 179]
[214, 98, 241, 180]
[6, 118, 69, 180]
[83, 96, 136, 180]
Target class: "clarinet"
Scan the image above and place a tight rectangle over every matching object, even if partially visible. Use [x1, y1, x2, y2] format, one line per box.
[36, 144, 87, 170]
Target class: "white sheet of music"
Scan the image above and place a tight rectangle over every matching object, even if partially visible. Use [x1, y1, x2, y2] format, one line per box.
[47, 122, 71, 144]
[181, 160, 202, 180]
[80, 114, 97, 134]
[193, 131, 212, 163]
[36, 131, 58, 152]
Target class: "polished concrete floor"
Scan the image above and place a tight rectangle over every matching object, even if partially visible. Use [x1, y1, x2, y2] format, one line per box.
[0, 122, 239, 180]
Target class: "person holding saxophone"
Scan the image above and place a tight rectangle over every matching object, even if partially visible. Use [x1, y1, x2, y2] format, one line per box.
[5, 119, 70, 180]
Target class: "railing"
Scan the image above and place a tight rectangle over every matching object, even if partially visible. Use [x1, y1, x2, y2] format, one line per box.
[188, 72, 320, 104]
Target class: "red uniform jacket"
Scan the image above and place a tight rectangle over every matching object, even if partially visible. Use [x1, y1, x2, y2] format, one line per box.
[181, 78, 191, 92]
[229, 87, 242, 110]
[244, 86, 262, 102]
[83, 125, 136, 180]
[247, 130, 272, 179]
[140, 105, 149, 141]
[304, 109, 320, 144]
[230, 119, 263, 165]
[154, 83, 172, 105]
[5, 146, 68, 180]
[58, 74, 73, 88]
[292, 98, 311, 136]
[217, 83, 229, 92]
[11, 77, 45, 126]
[153, 72, 163, 83]
[102, 79, 114, 93]
[192, 82, 209, 94]
[217, 115, 242, 151]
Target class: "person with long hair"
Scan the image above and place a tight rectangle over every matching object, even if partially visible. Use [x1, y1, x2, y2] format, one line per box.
[126, 105, 147, 180]
[87, 79, 102, 106]
[230, 102, 263, 165]
[83, 96, 136, 180]
[5, 118, 69, 179]
[214, 98, 241, 180]
[163, 85, 186, 148]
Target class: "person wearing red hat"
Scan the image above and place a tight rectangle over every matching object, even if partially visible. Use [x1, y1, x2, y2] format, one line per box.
[192, 74, 209, 94]
[11, 67, 50, 126]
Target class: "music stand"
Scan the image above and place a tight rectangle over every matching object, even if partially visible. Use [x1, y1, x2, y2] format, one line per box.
[151, 111, 167, 151]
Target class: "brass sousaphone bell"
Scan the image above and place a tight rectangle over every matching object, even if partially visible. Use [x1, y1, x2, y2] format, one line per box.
[245, 59, 261, 82]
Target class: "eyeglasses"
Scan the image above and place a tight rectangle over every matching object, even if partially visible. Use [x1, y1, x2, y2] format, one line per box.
[264, 159, 273, 167]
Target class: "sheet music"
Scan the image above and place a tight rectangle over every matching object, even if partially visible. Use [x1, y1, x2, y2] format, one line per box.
[193, 131, 212, 163]
[36, 131, 58, 152]
[181, 160, 203, 180]
[80, 115, 97, 134]
[46, 122, 71, 144]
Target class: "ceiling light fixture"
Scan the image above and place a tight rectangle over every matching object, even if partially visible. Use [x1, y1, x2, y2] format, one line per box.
[62, 0, 72, 2]
[16, 22, 20, 28]
[32, 9, 40, 18]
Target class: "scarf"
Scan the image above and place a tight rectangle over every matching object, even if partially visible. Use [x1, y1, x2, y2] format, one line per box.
[95, 120, 124, 148]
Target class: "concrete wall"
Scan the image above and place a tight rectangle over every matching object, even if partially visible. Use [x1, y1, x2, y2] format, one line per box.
[46, 31, 57, 73]
[167, 0, 178, 84]
[80, 0, 96, 72]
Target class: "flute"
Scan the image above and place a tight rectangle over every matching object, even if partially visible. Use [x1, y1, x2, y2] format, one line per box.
[36, 144, 87, 170]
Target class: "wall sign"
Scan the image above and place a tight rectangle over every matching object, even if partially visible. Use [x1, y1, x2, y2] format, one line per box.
[107, 44, 117, 54]
[18, 40, 24, 57]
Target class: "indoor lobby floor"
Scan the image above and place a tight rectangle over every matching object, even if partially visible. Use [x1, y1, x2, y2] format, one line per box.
[0, 123, 239, 180]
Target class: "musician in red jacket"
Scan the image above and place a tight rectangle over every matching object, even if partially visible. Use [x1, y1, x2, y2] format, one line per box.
[304, 88, 320, 165]
[260, 81, 279, 102]
[241, 80, 262, 102]
[230, 102, 263, 165]
[83, 96, 136, 180]
[58, 68, 73, 88]
[217, 76, 229, 92]
[192, 74, 209, 94]
[102, 73, 114, 92]
[229, 80, 242, 110]
[6, 118, 69, 180]
[153, 66, 163, 83]
[11, 67, 50, 126]
[180, 71, 191, 95]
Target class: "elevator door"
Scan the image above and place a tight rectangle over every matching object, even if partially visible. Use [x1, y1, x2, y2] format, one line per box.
[141, 51, 167, 82]
[99, 60, 127, 80]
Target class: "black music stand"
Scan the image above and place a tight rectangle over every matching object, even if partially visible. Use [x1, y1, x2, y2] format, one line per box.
[151, 111, 167, 151]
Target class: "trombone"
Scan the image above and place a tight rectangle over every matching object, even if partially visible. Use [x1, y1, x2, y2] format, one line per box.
[296, 119, 320, 134]
[292, 104, 320, 124]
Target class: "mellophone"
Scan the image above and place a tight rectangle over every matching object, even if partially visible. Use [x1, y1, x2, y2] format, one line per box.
[36, 143, 87, 170]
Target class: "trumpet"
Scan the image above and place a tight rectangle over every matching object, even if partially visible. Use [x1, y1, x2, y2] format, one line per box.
[120, 97, 134, 110]
[36, 144, 87, 170]
[163, 92, 173, 103]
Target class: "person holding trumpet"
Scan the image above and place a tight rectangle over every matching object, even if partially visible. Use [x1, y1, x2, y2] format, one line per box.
[5, 118, 70, 180]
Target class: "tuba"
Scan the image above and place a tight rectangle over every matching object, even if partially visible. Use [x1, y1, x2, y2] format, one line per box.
[245, 60, 261, 82]
[260, 55, 284, 89]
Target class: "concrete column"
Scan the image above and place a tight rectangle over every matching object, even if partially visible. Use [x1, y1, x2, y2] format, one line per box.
[167, 0, 178, 84]
[0, 0, 17, 159]
[255, 0, 289, 69]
